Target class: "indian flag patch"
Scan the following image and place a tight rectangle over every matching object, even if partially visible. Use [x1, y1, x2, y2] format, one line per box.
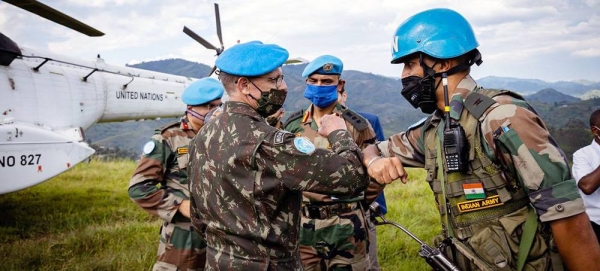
[463, 182, 485, 200]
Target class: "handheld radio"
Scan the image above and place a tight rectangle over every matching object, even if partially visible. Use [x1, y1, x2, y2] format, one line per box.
[441, 73, 468, 172]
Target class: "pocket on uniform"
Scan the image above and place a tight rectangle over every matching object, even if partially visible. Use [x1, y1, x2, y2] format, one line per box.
[498, 208, 549, 271]
[468, 224, 512, 269]
[176, 153, 188, 171]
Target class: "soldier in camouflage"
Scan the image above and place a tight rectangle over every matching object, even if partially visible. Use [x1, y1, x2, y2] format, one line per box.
[129, 77, 224, 271]
[188, 41, 370, 270]
[283, 55, 378, 270]
[363, 8, 600, 271]
[338, 87, 389, 271]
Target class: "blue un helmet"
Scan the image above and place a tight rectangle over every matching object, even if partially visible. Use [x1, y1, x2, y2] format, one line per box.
[391, 8, 479, 64]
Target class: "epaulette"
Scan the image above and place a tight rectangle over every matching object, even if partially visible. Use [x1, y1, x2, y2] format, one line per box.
[282, 109, 304, 128]
[408, 116, 430, 132]
[464, 88, 526, 119]
[156, 120, 181, 135]
[341, 108, 369, 132]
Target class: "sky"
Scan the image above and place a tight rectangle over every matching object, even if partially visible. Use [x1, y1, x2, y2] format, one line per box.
[1, 0, 599, 83]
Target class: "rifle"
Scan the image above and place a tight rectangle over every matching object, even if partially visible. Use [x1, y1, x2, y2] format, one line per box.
[369, 202, 460, 271]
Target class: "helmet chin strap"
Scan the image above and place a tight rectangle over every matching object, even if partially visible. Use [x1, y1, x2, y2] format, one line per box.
[420, 49, 483, 78]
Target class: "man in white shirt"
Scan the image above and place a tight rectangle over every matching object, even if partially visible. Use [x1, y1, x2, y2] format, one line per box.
[572, 109, 600, 244]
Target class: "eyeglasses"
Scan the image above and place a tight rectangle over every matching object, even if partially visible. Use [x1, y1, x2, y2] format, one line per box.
[255, 75, 285, 89]
[204, 102, 223, 110]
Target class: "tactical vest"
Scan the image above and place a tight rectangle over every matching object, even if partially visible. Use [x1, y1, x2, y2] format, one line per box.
[421, 88, 531, 237]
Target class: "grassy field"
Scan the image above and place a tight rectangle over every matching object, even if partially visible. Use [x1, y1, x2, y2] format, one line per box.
[0, 159, 440, 270]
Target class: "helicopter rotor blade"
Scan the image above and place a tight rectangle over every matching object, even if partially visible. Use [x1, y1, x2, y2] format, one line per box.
[214, 3, 224, 51]
[3, 0, 104, 37]
[208, 65, 217, 77]
[183, 26, 218, 51]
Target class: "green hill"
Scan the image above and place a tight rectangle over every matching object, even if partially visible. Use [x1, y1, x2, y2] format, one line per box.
[525, 88, 579, 104]
[86, 59, 600, 162]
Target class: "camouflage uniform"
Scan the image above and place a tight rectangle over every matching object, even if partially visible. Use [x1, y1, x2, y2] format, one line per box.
[284, 103, 378, 271]
[129, 116, 205, 271]
[376, 76, 585, 270]
[188, 102, 369, 271]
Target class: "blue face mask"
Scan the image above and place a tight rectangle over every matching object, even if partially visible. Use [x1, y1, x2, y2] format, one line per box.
[303, 84, 339, 108]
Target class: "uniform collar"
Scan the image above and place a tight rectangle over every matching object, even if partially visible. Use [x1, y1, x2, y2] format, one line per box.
[302, 103, 345, 124]
[180, 115, 192, 131]
[448, 75, 478, 121]
[224, 101, 264, 120]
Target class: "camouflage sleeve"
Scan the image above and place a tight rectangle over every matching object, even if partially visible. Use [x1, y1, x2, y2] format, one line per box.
[190, 192, 206, 240]
[481, 103, 585, 222]
[356, 122, 377, 149]
[377, 126, 426, 167]
[262, 129, 369, 196]
[128, 134, 185, 222]
[358, 125, 386, 204]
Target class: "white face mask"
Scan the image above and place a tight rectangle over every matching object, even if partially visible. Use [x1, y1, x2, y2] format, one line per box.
[593, 126, 600, 140]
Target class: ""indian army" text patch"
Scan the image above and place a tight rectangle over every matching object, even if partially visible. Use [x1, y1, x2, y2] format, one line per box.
[456, 195, 504, 213]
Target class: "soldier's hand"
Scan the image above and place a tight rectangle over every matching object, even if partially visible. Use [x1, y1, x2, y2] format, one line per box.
[318, 114, 347, 136]
[265, 108, 284, 128]
[178, 200, 191, 218]
[368, 157, 407, 185]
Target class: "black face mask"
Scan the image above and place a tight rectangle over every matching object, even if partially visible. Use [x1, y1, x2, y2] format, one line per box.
[400, 75, 438, 114]
[249, 88, 287, 118]
[247, 79, 287, 118]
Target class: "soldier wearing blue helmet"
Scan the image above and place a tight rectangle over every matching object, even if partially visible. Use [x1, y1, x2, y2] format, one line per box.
[129, 77, 224, 271]
[363, 8, 600, 270]
[283, 54, 378, 270]
[188, 41, 370, 270]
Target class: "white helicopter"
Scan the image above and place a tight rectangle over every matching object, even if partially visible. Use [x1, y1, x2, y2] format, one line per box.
[0, 1, 240, 194]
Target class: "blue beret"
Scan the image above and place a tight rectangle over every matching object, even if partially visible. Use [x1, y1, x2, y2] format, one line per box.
[215, 41, 289, 76]
[302, 55, 343, 77]
[181, 77, 224, 106]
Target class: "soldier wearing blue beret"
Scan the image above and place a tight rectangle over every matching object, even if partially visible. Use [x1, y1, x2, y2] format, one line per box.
[188, 41, 370, 270]
[284, 55, 379, 270]
[129, 77, 224, 270]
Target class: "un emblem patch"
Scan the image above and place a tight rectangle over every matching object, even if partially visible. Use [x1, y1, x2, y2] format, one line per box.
[143, 141, 156, 154]
[322, 63, 333, 72]
[293, 137, 316, 155]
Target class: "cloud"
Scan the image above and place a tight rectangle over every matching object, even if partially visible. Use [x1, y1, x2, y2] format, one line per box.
[1, 0, 599, 82]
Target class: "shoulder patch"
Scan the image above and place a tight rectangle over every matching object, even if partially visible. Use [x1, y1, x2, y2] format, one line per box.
[407, 116, 428, 131]
[282, 109, 304, 128]
[143, 141, 156, 154]
[274, 130, 288, 145]
[293, 137, 316, 155]
[341, 109, 369, 131]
